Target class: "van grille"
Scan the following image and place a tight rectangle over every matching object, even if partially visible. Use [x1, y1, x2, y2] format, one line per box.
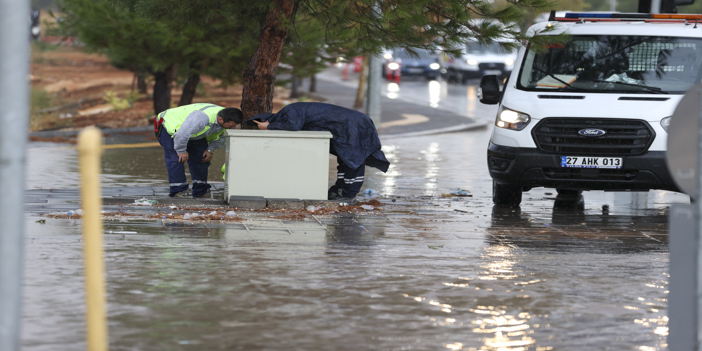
[532, 118, 655, 156]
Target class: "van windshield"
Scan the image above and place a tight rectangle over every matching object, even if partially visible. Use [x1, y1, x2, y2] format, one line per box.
[466, 42, 510, 55]
[518, 35, 702, 94]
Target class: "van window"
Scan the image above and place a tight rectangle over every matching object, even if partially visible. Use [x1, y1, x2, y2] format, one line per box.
[466, 42, 512, 55]
[517, 35, 702, 94]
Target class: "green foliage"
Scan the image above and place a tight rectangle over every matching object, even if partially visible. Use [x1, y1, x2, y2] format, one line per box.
[31, 88, 54, 113]
[31, 41, 60, 53]
[29, 88, 70, 132]
[56, 0, 569, 104]
[55, 0, 262, 91]
[103, 90, 139, 110]
[196, 82, 211, 98]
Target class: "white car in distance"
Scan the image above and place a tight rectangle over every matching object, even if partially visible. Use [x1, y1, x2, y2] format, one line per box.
[443, 41, 518, 84]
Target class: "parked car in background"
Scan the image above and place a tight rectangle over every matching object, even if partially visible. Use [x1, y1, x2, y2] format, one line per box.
[30, 8, 40, 40]
[385, 48, 442, 81]
[442, 40, 518, 84]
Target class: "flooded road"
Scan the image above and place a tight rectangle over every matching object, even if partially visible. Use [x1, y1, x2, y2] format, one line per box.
[22, 79, 688, 350]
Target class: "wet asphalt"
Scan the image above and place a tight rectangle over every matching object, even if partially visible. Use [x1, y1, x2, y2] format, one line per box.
[21, 70, 690, 350]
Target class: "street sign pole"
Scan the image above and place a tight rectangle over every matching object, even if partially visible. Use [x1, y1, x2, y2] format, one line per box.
[697, 86, 702, 351]
[0, 0, 30, 349]
[367, 55, 381, 127]
[665, 84, 702, 350]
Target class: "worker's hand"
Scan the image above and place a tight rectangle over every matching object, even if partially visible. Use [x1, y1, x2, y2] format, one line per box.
[253, 120, 269, 130]
[202, 150, 213, 163]
[177, 152, 189, 163]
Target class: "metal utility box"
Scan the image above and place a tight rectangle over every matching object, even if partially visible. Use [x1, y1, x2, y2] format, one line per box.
[224, 129, 333, 201]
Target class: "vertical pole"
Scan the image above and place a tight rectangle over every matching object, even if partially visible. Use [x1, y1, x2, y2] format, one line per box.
[0, 0, 30, 350]
[697, 85, 702, 351]
[367, 55, 382, 127]
[78, 127, 108, 351]
[366, 1, 382, 127]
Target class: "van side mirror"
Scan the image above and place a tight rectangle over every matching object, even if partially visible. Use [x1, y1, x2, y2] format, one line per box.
[478, 75, 501, 105]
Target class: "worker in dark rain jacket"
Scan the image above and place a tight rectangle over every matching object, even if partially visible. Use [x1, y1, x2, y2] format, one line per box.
[248, 102, 390, 204]
[156, 103, 244, 198]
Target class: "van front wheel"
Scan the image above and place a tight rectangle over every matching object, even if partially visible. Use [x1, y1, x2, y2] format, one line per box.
[493, 181, 522, 206]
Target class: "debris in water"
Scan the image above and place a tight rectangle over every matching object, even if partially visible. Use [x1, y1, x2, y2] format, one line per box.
[442, 189, 472, 197]
[134, 198, 158, 206]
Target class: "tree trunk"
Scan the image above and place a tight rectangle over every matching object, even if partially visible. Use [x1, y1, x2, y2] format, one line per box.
[309, 74, 316, 93]
[152, 64, 176, 115]
[179, 72, 200, 106]
[354, 56, 369, 108]
[289, 75, 300, 99]
[240, 0, 297, 124]
[137, 70, 148, 95]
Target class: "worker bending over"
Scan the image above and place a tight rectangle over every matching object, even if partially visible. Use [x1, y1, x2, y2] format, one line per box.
[155, 103, 243, 198]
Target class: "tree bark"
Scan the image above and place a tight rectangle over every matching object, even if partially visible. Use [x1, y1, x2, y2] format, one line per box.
[289, 75, 300, 99]
[136, 70, 148, 95]
[354, 56, 369, 108]
[240, 0, 297, 124]
[179, 72, 201, 106]
[152, 64, 176, 114]
[309, 74, 316, 93]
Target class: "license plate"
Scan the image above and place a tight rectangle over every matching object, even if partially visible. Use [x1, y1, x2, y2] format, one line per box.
[561, 156, 623, 169]
[483, 69, 502, 75]
[407, 68, 423, 73]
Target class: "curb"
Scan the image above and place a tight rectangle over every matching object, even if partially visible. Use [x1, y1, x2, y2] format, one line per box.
[379, 121, 489, 139]
[29, 125, 152, 139]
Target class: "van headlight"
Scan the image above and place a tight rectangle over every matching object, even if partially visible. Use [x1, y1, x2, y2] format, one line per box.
[429, 63, 440, 70]
[661, 116, 671, 132]
[496, 107, 530, 130]
[467, 59, 478, 65]
[505, 58, 514, 66]
[387, 62, 400, 70]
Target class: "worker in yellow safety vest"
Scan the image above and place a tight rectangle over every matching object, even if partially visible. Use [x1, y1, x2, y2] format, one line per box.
[154, 103, 243, 197]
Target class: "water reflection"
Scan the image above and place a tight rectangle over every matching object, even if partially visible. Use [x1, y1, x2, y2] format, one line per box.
[387, 82, 400, 99]
[422, 142, 441, 196]
[27, 141, 227, 189]
[487, 199, 669, 253]
[325, 214, 382, 246]
[428, 80, 441, 108]
[380, 145, 400, 196]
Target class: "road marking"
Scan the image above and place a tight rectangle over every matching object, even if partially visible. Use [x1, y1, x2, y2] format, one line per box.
[103, 142, 160, 149]
[380, 113, 430, 128]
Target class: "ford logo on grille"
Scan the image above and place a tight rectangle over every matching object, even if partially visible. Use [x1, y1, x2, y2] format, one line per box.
[578, 128, 607, 137]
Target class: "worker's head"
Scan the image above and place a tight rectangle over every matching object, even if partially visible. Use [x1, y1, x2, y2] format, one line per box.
[217, 107, 244, 129]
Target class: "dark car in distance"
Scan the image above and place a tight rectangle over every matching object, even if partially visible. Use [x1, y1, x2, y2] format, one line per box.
[385, 48, 441, 81]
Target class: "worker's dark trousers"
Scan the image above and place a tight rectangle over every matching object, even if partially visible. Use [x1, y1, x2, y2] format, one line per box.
[158, 131, 211, 197]
[328, 157, 365, 198]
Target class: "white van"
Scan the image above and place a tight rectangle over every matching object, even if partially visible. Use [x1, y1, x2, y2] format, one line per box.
[443, 40, 518, 84]
[478, 12, 702, 206]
